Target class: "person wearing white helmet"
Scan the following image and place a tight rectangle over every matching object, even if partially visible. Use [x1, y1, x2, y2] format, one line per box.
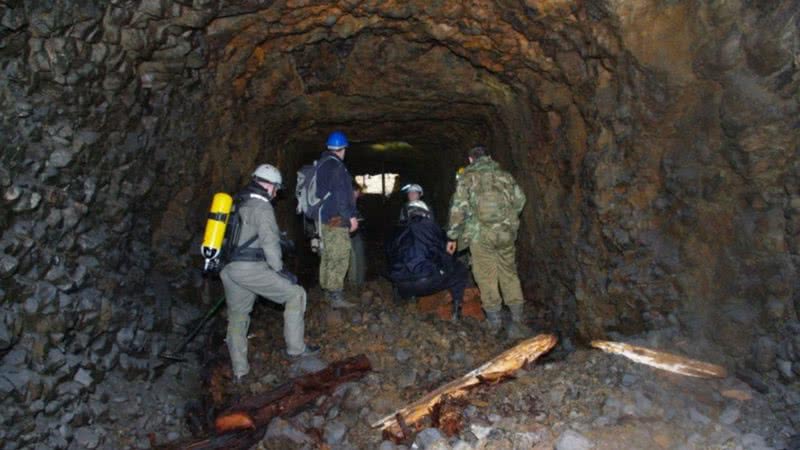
[220, 164, 319, 384]
[399, 183, 433, 225]
[387, 199, 469, 320]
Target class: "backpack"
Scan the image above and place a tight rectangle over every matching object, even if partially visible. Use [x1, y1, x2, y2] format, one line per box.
[296, 156, 335, 221]
[474, 171, 515, 224]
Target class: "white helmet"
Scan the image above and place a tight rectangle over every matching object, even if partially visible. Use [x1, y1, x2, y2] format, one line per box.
[252, 164, 283, 188]
[401, 183, 423, 195]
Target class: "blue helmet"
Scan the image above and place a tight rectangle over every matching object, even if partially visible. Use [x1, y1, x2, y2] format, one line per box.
[326, 131, 348, 150]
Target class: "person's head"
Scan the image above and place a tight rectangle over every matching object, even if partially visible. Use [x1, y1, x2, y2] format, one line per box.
[467, 145, 488, 164]
[401, 183, 423, 201]
[252, 164, 283, 198]
[326, 131, 349, 159]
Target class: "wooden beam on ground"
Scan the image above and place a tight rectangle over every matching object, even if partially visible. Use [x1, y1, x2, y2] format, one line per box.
[173, 354, 372, 450]
[372, 334, 557, 440]
[590, 340, 727, 379]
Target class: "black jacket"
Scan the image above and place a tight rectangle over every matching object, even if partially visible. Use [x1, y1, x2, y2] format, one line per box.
[386, 215, 453, 282]
[315, 151, 356, 226]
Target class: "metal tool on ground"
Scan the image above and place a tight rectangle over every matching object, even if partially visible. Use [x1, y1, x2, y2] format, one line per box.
[160, 296, 226, 361]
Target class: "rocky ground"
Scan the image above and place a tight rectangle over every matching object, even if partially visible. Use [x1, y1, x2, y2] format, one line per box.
[193, 279, 800, 450]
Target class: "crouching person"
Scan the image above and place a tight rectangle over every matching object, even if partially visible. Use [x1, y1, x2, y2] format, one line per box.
[221, 164, 320, 383]
[386, 201, 469, 320]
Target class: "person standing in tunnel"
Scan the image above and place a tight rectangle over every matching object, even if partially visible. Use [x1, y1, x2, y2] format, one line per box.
[445, 146, 531, 337]
[220, 164, 319, 384]
[316, 131, 358, 308]
[398, 183, 434, 225]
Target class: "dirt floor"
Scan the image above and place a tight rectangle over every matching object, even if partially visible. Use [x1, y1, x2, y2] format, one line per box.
[191, 279, 798, 450]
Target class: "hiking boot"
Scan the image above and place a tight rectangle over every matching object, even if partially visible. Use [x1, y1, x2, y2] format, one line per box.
[328, 290, 355, 309]
[484, 310, 502, 332]
[232, 372, 252, 386]
[287, 343, 321, 359]
[507, 304, 533, 339]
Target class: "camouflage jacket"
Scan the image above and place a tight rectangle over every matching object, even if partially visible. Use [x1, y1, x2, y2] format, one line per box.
[446, 156, 526, 243]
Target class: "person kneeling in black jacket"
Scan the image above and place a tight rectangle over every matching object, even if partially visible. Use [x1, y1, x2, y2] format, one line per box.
[386, 201, 469, 320]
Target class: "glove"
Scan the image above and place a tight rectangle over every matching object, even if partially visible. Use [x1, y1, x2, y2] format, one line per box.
[277, 269, 298, 285]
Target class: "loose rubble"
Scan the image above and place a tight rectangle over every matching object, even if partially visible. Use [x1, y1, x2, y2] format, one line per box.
[206, 280, 798, 450]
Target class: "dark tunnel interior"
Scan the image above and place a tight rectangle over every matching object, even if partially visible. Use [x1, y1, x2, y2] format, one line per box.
[1, 1, 799, 448]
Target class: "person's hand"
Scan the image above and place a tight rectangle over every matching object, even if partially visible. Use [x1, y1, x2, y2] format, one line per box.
[349, 217, 359, 233]
[446, 241, 457, 255]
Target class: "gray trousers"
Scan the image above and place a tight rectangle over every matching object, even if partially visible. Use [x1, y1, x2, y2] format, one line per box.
[220, 261, 307, 377]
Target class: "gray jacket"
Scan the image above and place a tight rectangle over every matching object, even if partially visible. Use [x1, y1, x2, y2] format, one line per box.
[236, 194, 283, 271]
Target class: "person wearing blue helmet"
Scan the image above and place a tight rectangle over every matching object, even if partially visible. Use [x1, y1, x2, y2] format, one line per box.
[315, 131, 358, 308]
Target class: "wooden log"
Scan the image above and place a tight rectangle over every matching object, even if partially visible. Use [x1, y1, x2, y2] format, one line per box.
[174, 354, 371, 450]
[372, 334, 557, 439]
[590, 340, 727, 379]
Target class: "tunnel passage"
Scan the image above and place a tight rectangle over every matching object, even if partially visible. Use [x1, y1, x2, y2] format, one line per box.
[1, 0, 799, 448]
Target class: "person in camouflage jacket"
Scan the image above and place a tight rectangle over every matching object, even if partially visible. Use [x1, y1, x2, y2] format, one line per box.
[446, 146, 531, 337]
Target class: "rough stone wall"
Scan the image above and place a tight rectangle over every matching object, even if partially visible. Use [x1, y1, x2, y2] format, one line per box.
[561, 1, 800, 369]
[0, 0, 798, 447]
[0, 1, 216, 447]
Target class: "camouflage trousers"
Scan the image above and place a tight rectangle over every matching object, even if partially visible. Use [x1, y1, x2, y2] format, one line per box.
[319, 224, 351, 292]
[470, 227, 524, 313]
[221, 261, 308, 377]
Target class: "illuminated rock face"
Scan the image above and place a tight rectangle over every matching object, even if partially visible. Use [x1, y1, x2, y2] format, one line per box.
[0, 0, 797, 445]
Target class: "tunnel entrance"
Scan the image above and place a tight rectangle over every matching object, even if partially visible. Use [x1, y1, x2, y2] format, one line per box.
[2, 0, 798, 448]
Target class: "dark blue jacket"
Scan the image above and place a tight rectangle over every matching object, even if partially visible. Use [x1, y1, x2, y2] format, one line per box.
[315, 151, 356, 226]
[386, 215, 453, 282]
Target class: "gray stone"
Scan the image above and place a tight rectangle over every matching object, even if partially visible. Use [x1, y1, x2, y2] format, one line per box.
[396, 348, 411, 362]
[777, 359, 794, 381]
[2, 367, 32, 397]
[621, 373, 638, 387]
[342, 384, 368, 411]
[415, 428, 449, 450]
[74, 368, 94, 387]
[719, 406, 740, 425]
[740, 433, 770, 450]
[688, 407, 711, 426]
[549, 385, 567, 404]
[398, 368, 417, 388]
[752, 336, 777, 373]
[74, 426, 100, 449]
[12, 191, 42, 212]
[48, 148, 74, 168]
[379, 440, 398, 450]
[555, 429, 592, 450]
[0, 254, 18, 277]
[3, 349, 27, 367]
[264, 417, 311, 444]
[4, 185, 21, 202]
[323, 420, 347, 445]
[451, 441, 473, 450]
[289, 356, 327, 376]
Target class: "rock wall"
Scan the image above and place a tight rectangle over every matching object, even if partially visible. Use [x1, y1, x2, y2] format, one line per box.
[1, 0, 798, 447]
[0, 1, 216, 447]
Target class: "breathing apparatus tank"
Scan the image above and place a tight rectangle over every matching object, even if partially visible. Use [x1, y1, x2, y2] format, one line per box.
[201, 193, 233, 272]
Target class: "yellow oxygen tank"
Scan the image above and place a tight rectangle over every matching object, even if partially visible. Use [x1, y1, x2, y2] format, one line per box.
[201, 193, 233, 271]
